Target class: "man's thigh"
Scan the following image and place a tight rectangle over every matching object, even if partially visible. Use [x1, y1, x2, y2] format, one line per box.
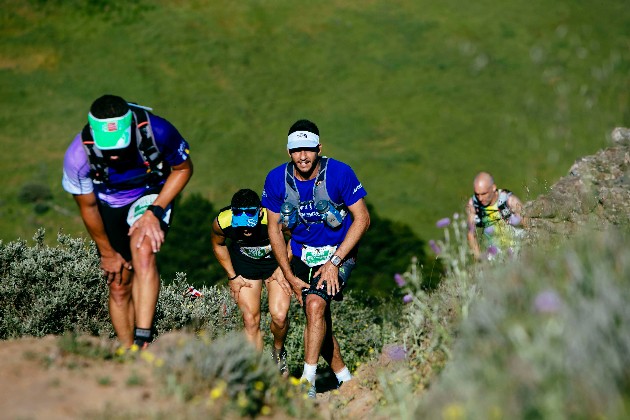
[236, 279, 263, 316]
[98, 202, 133, 261]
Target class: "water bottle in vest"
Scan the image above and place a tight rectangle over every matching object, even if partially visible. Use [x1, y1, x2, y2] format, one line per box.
[280, 202, 297, 229]
[316, 200, 343, 228]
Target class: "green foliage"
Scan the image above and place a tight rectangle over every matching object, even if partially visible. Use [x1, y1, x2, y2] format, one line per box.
[0, 229, 111, 339]
[158, 193, 225, 288]
[157, 332, 316, 417]
[380, 219, 630, 418]
[18, 182, 52, 204]
[153, 272, 242, 337]
[415, 228, 630, 419]
[354, 202, 443, 297]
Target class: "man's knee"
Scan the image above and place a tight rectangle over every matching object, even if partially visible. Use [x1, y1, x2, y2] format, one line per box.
[242, 311, 261, 331]
[109, 281, 132, 306]
[270, 310, 288, 329]
[305, 295, 327, 319]
[131, 241, 157, 271]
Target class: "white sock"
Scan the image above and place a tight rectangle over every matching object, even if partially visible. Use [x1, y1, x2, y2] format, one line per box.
[301, 363, 317, 385]
[335, 366, 352, 384]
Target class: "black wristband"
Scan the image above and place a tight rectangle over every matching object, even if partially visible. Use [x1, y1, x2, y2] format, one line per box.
[228, 274, 238, 281]
[147, 204, 165, 220]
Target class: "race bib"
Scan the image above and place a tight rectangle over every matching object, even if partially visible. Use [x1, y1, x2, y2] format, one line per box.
[126, 194, 171, 226]
[301, 245, 337, 267]
[240, 244, 273, 259]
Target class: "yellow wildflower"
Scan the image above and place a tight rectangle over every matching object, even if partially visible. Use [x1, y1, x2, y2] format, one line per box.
[140, 351, 155, 364]
[237, 392, 248, 408]
[209, 380, 227, 400]
[443, 403, 464, 420]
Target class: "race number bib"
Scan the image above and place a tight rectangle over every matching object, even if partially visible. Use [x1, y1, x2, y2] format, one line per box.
[240, 244, 273, 259]
[301, 245, 337, 267]
[126, 194, 171, 226]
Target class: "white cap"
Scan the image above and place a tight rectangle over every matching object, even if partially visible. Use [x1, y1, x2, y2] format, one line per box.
[287, 130, 320, 150]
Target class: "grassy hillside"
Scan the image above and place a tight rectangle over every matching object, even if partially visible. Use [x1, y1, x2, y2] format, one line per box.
[0, 0, 628, 243]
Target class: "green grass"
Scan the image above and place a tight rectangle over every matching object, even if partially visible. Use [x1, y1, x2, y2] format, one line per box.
[0, 0, 628, 243]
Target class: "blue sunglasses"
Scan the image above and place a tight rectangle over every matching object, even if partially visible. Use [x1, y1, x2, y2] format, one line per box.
[232, 207, 259, 217]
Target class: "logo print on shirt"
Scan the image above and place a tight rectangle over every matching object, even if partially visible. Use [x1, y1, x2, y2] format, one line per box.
[353, 183, 363, 194]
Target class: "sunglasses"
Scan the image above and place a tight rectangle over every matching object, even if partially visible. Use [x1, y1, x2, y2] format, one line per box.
[232, 207, 259, 217]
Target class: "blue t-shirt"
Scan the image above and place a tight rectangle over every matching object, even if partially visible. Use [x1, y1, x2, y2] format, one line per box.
[262, 158, 367, 259]
[62, 113, 190, 207]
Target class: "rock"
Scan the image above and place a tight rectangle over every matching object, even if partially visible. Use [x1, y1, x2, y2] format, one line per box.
[525, 129, 630, 240]
[611, 127, 630, 146]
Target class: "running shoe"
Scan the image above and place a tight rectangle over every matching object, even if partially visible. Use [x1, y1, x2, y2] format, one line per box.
[277, 347, 289, 378]
[307, 383, 317, 399]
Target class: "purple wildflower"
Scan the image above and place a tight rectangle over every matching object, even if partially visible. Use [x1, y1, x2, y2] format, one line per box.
[484, 225, 495, 235]
[436, 217, 451, 228]
[534, 290, 562, 314]
[487, 245, 499, 256]
[509, 214, 522, 226]
[402, 294, 413, 304]
[383, 344, 407, 361]
[429, 240, 441, 255]
[394, 273, 406, 287]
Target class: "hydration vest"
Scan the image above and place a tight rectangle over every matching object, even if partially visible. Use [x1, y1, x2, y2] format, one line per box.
[472, 189, 513, 227]
[217, 207, 273, 259]
[80, 104, 167, 189]
[283, 157, 348, 226]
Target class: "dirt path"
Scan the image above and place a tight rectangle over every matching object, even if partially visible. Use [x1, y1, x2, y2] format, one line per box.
[0, 334, 380, 419]
[0, 335, 178, 419]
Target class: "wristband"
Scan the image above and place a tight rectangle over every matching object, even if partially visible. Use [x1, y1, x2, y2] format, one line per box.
[147, 204, 165, 220]
[228, 274, 238, 281]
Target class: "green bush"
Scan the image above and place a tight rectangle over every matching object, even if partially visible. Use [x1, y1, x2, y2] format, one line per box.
[0, 229, 111, 339]
[154, 273, 241, 337]
[415, 227, 630, 419]
[156, 332, 316, 417]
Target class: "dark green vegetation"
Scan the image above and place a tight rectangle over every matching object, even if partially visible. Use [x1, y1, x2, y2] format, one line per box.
[1, 0, 628, 245]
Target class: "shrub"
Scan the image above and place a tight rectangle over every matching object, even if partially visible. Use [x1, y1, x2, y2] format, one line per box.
[18, 182, 52, 204]
[156, 331, 316, 417]
[416, 227, 630, 419]
[0, 229, 111, 339]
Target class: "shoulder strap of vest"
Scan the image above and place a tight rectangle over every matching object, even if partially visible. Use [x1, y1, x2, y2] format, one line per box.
[80, 124, 108, 184]
[130, 105, 166, 179]
[496, 189, 513, 220]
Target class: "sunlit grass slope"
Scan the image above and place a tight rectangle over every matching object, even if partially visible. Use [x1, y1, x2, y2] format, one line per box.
[1, 0, 628, 242]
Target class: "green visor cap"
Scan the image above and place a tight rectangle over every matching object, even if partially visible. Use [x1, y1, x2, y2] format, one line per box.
[88, 110, 133, 150]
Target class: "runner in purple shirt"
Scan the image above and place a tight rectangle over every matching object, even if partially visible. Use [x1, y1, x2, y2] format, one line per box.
[262, 119, 370, 398]
[62, 94, 193, 350]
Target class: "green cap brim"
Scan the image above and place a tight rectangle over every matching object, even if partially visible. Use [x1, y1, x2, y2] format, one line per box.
[88, 110, 132, 150]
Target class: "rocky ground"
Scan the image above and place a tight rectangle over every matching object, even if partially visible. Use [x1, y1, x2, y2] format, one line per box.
[1, 128, 628, 419]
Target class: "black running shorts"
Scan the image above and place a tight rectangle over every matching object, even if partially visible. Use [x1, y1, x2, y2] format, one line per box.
[97, 193, 171, 262]
[291, 257, 356, 303]
[229, 247, 278, 280]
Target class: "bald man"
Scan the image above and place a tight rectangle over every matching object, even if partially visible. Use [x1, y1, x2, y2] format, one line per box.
[466, 172, 525, 259]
